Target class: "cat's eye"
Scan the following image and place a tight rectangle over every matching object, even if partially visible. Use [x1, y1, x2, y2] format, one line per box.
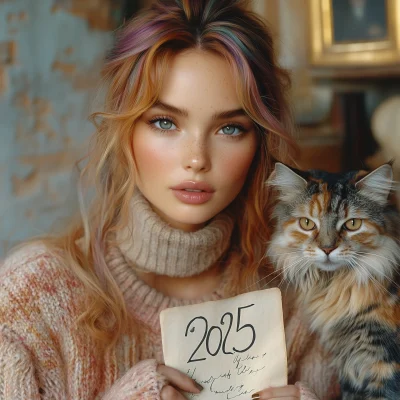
[299, 218, 316, 231]
[344, 218, 362, 231]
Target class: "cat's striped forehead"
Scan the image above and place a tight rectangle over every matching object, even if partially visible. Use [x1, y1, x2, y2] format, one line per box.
[299, 169, 366, 217]
[306, 184, 343, 217]
[271, 163, 393, 228]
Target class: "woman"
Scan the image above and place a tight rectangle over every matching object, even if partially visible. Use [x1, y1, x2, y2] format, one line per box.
[0, 1, 339, 399]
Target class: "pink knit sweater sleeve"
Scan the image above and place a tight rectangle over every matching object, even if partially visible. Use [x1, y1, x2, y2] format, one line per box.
[0, 326, 166, 400]
[101, 359, 167, 400]
[0, 326, 42, 400]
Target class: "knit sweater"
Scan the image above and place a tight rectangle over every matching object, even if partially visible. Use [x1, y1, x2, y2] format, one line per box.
[0, 244, 339, 399]
[0, 196, 340, 399]
[116, 191, 235, 277]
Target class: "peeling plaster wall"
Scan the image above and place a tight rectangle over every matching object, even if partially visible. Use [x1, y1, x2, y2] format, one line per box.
[0, 0, 117, 256]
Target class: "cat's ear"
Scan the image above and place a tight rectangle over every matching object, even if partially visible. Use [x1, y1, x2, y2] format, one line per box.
[355, 163, 393, 205]
[268, 162, 307, 201]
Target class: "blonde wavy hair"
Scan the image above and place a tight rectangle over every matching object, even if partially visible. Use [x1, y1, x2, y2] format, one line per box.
[24, 0, 297, 346]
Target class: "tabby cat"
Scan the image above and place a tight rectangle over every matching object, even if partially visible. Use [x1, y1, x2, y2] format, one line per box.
[267, 162, 400, 400]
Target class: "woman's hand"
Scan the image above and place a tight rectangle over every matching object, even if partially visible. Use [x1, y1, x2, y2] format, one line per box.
[157, 364, 203, 399]
[251, 384, 300, 399]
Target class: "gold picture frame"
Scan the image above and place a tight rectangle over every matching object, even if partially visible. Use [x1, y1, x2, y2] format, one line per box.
[309, 0, 400, 67]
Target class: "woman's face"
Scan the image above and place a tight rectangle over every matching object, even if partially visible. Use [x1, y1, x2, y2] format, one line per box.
[132, 49, 258, 231]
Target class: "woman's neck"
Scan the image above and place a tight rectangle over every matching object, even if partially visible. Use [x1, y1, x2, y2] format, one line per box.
[134, 262, 224, 299]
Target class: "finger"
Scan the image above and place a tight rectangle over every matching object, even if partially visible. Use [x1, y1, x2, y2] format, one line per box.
[252, 385, 300, 399]
[161, 385, 187, 400]
[157, 364, 202, 393]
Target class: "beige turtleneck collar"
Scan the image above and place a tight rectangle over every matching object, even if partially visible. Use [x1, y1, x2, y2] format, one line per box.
[115, 190, 235, 278]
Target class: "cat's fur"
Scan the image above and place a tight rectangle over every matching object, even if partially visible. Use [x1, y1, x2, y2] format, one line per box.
[267, 163, 400, 400]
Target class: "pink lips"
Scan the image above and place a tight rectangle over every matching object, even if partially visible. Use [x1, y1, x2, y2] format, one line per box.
[171, 181, 215, 204]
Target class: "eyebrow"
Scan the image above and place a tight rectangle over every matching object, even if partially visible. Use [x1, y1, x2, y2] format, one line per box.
[151, 100, 248, 120]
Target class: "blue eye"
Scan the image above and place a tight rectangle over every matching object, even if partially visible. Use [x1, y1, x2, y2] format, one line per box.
[219, 125, 243, 136]
[153, 119, 176, 131]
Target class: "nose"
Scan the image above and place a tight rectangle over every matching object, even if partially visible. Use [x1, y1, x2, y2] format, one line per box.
[321, 247, 337, 255]
[182, 137, 211, 173]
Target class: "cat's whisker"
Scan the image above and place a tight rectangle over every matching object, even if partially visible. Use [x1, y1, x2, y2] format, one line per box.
[243, 257, 299, 291]
[294, 259, 317, 290]
[262, 268, 290, 290]
[347, 251, 400, 290]
[351, 259, 392, 297]
[349, 259, 381, 292]
[267, 250, 304, 257]
[263, 250, 304, 263]
[266, 257, 301, 287]
[353, 256, 400, 291]
[281, 256, 306, 273]
[282, 257, 310, 287]
[353, 251, 398, 265]
[244, 268, 283, 291]
[243, 272, 277, 292]
[272, 261, 297, 286]
[364, 268, 400, 291]
[261, 250, 304, 266]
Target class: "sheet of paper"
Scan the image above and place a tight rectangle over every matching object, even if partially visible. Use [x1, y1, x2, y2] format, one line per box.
[160, 288, 287, 399]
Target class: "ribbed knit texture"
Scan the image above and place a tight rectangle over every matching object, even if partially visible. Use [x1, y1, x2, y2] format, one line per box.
[0, 200, 340, 399]
[105, 246, 238, 330]
[116, 190, 235, 277]
[0, 245, 340, 400]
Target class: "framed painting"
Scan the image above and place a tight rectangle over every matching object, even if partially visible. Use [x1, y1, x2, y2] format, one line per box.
[309, 0, 400, 67]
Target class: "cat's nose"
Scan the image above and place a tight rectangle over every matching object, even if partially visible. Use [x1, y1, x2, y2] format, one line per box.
[321, 247, 337, 255]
